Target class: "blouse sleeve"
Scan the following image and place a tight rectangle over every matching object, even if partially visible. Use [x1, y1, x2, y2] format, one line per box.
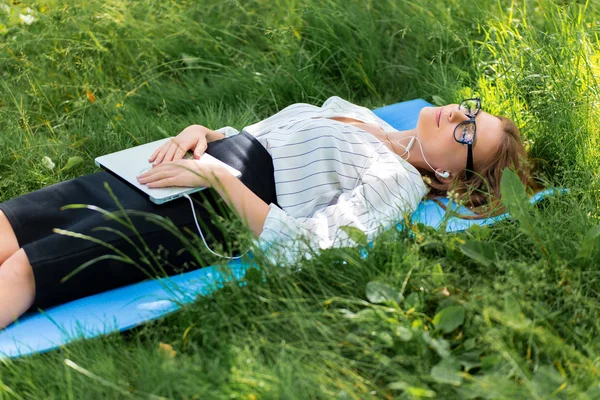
[257, 160, 427, 265]
[215, 126, 240, 138]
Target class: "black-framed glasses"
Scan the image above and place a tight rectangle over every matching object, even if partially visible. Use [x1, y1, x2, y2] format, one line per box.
[453, 98, 481, 180]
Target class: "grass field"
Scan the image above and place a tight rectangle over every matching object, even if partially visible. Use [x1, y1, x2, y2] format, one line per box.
[1, 0, 600, 398]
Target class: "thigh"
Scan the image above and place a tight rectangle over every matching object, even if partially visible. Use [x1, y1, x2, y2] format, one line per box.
[23, 183, 243, 310]
[0, 171, 231, 247]
[25, 220, 207, 310]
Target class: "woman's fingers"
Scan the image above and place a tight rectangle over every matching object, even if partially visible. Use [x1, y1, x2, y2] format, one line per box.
[194, 138, 207, 158]
[138, 163, 174, 179]
[153, 143, 172, 165]
[136, 160, 213, 188]
[146, 177, 177, 188]
[163, 142, 179, 163]
[148, 142, 167, 163]
[150, 127, 207, 164]
[153, 139, 196, 164]
[138, 170, 170, 183]
[140, 170, 188, 188]
[173, 144, 189, 161]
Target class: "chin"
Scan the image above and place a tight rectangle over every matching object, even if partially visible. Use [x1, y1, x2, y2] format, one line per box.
[415, 106, 435, 134]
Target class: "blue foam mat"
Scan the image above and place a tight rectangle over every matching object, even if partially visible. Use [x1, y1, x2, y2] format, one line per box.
[408, 188, 565, 232]
[0, 261, 255, 359]
[0, 99, 561, 359]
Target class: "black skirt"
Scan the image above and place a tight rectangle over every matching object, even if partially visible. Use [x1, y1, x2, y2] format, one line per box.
[0, 131, 277, 310]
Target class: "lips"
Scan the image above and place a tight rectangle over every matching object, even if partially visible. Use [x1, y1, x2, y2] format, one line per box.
[436, 108, 441, 127]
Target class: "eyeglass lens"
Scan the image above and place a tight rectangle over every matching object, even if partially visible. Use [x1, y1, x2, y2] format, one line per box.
[459, 99, 480, 116]
[455, 122, 476, 143]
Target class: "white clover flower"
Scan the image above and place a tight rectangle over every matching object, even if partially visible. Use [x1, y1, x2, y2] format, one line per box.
[19, 14, 36, 25]
[42, 156, 55, 170]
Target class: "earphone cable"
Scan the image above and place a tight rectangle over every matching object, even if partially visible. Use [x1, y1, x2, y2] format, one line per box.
[183, 192, 249, 260]
[409, 136, 439, 175]
[392, 133, 444, 177]
[353, 134, 416, 190]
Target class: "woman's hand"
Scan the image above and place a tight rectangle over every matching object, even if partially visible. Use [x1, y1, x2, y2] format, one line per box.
[136, 159, 227, 188]
[148, 125, 210, 166]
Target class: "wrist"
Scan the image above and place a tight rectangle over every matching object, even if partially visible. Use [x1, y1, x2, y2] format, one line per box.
[205, 128, 226, 143]
[206, 165, 234, 188]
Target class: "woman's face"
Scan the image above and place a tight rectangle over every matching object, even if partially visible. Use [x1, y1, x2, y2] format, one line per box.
[415, 104, 504, 179]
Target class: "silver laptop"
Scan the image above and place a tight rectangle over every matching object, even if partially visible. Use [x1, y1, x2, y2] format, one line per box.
[95, 137, 242, 204]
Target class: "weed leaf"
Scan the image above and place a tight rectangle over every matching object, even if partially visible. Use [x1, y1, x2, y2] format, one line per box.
[503, 293, 523, 321]
[339, 225, 368, 246]
[460, 241, 495, 267]
[576, 225, 600, 259]
[365, 281, 402, 304]
[433, 305, 465, 333]
[432, 263, 444, 286]
[60, 156, 84, 172]
[430, 357, 462, 386]
[423, 332, 451, 358]
[500, 168, 555, 260]
[395, 325, 413, 342]
[500, 168, 530, 216]
[387, 381, 436, 398]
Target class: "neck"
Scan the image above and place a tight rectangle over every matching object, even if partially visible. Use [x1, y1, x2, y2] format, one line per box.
[386, 129, 427, 170]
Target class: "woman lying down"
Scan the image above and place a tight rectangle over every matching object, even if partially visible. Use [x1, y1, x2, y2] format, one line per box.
[0, 96, 532, 329]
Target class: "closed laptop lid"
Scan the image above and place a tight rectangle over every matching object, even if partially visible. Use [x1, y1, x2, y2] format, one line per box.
[95, 138, 242, 203]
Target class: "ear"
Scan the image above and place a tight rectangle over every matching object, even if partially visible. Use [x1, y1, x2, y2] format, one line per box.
[435, 169, 453, 184]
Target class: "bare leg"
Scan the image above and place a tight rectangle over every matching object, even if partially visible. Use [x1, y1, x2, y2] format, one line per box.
[0, 249, 36, 330]
[0, 210, 19, 265]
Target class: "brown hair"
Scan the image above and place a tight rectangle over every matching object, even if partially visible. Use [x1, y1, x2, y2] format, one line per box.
[417, 115, 535, 217]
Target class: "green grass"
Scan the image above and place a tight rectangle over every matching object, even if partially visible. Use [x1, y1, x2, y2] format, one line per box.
[1, 0, 600, 398]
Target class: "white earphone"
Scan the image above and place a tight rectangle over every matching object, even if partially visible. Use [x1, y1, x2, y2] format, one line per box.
[353, 131, 450, 191]
[395, 133, 451, 180]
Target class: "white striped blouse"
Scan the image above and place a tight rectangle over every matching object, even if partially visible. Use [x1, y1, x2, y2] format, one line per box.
[216, 96, 428, 264]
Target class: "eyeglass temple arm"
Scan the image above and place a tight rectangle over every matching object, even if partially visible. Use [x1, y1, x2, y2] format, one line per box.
[466, 144, 473, 179]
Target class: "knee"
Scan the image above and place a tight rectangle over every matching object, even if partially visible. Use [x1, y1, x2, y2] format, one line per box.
[0, 209, 20, 264]
[0, 249, 36, 329]
[2, 248, 34, 282]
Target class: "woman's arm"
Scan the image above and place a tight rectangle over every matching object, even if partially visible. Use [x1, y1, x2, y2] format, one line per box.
[137, 163, 269, 237]
[210, 169, 270, 237]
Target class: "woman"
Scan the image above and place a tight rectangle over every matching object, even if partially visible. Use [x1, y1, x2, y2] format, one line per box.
[0, 96, 530, 329]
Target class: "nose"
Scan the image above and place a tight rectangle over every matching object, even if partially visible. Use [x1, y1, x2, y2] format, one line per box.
[447, 109, 471, 124]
